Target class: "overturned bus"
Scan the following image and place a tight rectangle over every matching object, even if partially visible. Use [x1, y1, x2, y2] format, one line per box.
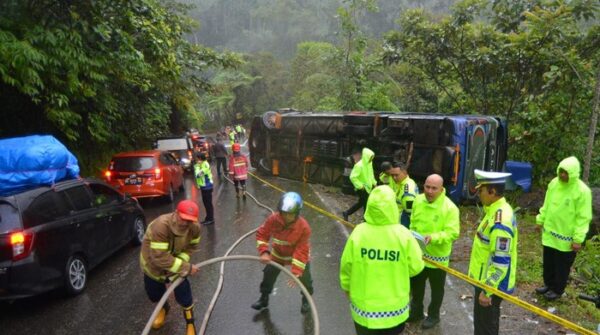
[249, 110, 527, 203]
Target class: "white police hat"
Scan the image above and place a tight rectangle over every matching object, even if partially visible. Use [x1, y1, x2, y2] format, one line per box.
[474, 169, 512, 188]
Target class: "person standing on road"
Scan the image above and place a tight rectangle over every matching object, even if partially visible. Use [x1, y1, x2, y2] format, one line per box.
[228, 128, 237, 145]
[408, 174, 459, 329]
[228, 143, 249, 198]
[140, 200, 201, 335]
[343, 147, 377, 222]
[251, 192, 314, 314]
[194, 153, 215, 225]
[389, 162, 418, 228]
[212, 138, 229, 177]
[535, 156, 592, 301]
[468, 170, 517, 335]
[340, 185, 424, 335]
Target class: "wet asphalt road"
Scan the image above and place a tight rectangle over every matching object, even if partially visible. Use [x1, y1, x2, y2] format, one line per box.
[0, 143, 555, 335]
[0, 148, 355, 335]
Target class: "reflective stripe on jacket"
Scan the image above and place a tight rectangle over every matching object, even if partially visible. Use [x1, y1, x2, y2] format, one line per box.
[228, 153, 249, 181]
[140, 213, 201, 282]
[410, 191, 459, 268]
[194, 161, 213, 189]
[468, 197, 518, 296]
[536, 156, 592, 251]
[340, 186, 424, 329]
[256, 213, 311, 276]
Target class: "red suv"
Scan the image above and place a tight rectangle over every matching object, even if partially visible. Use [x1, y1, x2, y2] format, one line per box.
[104, 150, 184, 202]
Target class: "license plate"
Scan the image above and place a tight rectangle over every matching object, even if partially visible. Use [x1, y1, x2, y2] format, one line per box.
[125, 177, 142, 185]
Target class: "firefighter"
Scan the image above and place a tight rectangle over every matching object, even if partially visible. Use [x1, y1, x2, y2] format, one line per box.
[251, 192, 314, 314]
[389, 161, 419, 228]
[228, 143, 249, 198]
[342, 147, 377, 222]
[468, 170, 517, 335]
[140, 200, 201, 335]
[408, 174, 460, 329]
[194, 153, 214, 225]
[340, 185, 424, 335]
[535, 156, 592, 300]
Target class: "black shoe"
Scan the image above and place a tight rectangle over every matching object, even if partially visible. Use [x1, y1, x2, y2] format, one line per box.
[201, 219, 214, 225]
[301, 301, 310, 314]
[544, 290, 561, 301]
[406, 313, 424, 323]
[535, 286, 550, 294]
[342, 211, 349, 222]
[422, 316, 440, 329]
[251, 295, 269, 311]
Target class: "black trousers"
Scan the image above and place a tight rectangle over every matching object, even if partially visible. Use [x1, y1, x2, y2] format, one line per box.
[215, 157, 227, 175]
[542, 245, 576, 295]
[200, 188, 214, 221]
[473, 287, 502, 335]
[354, 322, 405, 335]
[410, 267, 446, 318]
[259, 263, 314, 302]
[144, 274, 193, 308]
[346, 189, 369, 217]
[234, 179, 246, 191]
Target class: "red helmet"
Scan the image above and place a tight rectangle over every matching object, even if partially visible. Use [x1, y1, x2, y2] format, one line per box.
[176, 200, 199, 222]
[232, 143, 241, 152]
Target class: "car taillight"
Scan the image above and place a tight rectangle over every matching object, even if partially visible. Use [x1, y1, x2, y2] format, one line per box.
[155, 168, 161, 180]
[188, 150, 193, 160]
[105, 170, 111, 181]
[10, 231, 34, 261]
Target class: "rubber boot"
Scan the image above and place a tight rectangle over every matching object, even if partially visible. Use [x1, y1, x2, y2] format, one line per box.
[152, 303, 169, 329]
[183, 305, 196, 335]
[251, 294, 269, 310]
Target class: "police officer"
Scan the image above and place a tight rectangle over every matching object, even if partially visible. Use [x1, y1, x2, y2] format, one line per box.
[389, 162, 419, 228]
[343, 147, 377, 222]
[194, 153, 214, 225]
[408, 174, 459, 329]
[251, 192, 314, 313]
[378, 161, 393, 185]
[535, 156, 592, 300]
[468, 170, 517, 335]
[340, 185, 424, 335]
[140, 200, 201, 335]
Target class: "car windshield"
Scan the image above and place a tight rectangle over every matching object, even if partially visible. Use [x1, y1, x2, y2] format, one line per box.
[111, 157, 156, 172]
[156, 138, 189, 151]
[0, 201, 21, 234]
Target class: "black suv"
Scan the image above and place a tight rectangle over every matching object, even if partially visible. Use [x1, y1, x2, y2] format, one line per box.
[0, 178, 145, 300]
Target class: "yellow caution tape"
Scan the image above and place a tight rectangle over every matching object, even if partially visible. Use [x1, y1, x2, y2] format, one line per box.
[249, 172, 355, 229]
[248, 171, 595, 334]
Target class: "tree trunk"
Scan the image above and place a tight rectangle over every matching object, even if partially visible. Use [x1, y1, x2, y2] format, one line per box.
[583, 69, 600, 183]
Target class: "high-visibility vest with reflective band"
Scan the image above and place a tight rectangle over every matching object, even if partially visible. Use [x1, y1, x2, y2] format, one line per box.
[410, 192, 460, 268]
[194, 161, 213, 189]
[468, 197, 518, 295]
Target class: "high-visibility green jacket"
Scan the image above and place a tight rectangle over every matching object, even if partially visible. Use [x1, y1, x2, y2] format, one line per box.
[340, 185, 424, 329]
[194, 161, 213, 189]
[536, 156, 592, 251]
[395, 176, 418, 215]
[468, 197, 518, 296]
[410, 191, 459, 268]
[229, 131, 236, 144]
[349, 148, 377, 194]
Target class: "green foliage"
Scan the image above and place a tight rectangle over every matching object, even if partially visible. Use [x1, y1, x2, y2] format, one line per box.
[0, 0, 237, 175]
[384, 0, 600, 184]
[575, 236, 600, 294]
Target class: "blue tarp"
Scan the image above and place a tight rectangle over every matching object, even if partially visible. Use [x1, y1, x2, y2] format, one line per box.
[0, 135, 80, 196]
[505, 160, 532, 192]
